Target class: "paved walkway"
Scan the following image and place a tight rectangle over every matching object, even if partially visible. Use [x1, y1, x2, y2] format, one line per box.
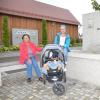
[0, 51, 19, 63]
[0, 47, 82, 58]
[0, 71, 100, 100]
[0, 51, 19, 58]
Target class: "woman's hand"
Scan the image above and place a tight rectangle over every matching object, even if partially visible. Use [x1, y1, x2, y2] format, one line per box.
[27, 58, 32, 64]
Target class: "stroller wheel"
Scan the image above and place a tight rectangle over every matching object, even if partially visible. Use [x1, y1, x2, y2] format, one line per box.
[53, 82, 65, 96]
[63, 72, 66, 83]
[43, 74, 46, 85]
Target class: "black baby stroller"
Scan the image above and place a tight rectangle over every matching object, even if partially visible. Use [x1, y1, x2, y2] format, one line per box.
[41, 44, 67, 96]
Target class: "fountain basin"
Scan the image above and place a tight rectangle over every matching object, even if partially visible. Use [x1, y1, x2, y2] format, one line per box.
[67, 51, 100, 86]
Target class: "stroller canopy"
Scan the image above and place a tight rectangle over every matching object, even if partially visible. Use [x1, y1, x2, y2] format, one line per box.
[41, 44, 63, 57]
[41, 44, 65, 64]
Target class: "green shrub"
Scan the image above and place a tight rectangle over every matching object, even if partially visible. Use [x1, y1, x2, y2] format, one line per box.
[70, 38, 82, 47]
[38, 43, 44, 47]
[75, 38, 79, 43]
[70, 39, 75, 46]
[2, 16, 10, 47]
[42, 19, 48, 45]
[0, 45, 19, 52]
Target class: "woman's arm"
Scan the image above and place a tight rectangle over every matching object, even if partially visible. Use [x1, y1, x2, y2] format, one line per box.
[64, 35, 71, 48]
[54, 35, 58, 44]
[36, 47, 42, 52]
[54, 32, 60, 44]
[31, 42, 42, 52]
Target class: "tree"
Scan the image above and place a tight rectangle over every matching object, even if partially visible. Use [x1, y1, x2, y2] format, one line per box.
[42, 19, 48, 45]
[91, 0, 100, 11]
[2, 16, 10, 47]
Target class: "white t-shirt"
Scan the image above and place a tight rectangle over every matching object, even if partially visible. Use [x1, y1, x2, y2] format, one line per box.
[59, 36, 66, 46]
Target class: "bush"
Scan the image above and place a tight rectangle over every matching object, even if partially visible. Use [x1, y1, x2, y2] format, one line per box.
[38, 43, 44, 47]
[75, 38, 80, 43]
[70, 39, 75, 46]
[42, 19, 48, 45]
[2, 16, 10, 47]
[0, 45, 19, 52]
[70, 38, 82, 47]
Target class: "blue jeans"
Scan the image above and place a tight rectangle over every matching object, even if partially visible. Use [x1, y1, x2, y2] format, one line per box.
[24, 56, 42, 79]
[63, 48, 68, 62]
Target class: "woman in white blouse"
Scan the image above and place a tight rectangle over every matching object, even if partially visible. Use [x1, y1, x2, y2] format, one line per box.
[54, 25, 71, 64]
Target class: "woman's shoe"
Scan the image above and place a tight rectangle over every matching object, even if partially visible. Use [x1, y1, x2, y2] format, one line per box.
[27, 78, 32, 82]
[39, 77, 43, 81]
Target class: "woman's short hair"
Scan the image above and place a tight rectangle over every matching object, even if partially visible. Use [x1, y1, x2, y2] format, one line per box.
[60, 24, 66, 30]
[22, 34, 30, 40]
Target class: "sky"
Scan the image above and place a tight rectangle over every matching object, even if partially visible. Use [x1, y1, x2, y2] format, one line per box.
[35, 0, 100, 33]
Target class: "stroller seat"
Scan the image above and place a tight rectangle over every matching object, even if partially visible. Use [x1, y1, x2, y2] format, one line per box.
[42, 60, 64, 75]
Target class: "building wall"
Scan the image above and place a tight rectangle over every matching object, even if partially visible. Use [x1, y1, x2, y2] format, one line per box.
[0, 14, 78, 45]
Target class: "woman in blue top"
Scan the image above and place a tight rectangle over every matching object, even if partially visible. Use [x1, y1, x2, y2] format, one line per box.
[54, 25, 71, 64]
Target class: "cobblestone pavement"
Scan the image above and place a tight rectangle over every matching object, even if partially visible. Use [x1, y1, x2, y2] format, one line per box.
[0, 71, 100, 100]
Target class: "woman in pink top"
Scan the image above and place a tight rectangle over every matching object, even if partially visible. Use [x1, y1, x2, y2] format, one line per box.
[20, 34, 43, 82]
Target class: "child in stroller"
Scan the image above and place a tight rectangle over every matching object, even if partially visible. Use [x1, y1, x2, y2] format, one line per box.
[41, 50, 64, 76]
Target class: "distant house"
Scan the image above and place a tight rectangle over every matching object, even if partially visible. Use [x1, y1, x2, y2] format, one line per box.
[0, 0, 80, 45]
